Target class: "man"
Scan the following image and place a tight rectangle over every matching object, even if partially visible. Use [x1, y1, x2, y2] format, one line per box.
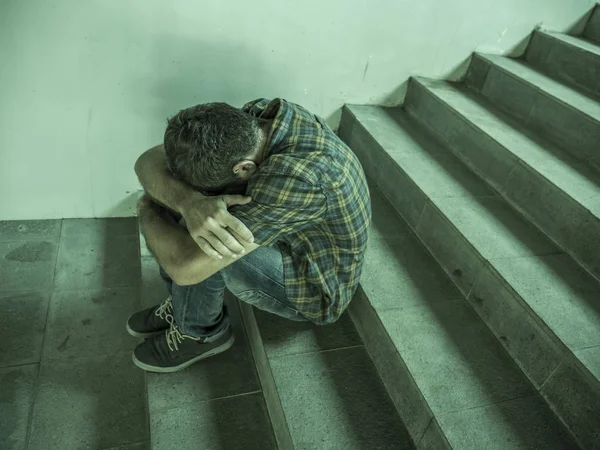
[127, 99, 371, 372]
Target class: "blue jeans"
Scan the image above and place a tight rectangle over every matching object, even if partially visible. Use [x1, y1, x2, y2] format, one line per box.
[162, 244, 306, 341]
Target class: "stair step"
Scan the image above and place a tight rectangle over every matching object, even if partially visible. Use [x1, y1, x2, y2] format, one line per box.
[585, 4, 600, 44]
[139, 231, 414, 450]
[246, 307, 414, 450]
[465, 53, 600, 171]
[138, 257, 278, 450]
[405, 77, 600, 282]
[341, 104, 600, 448]
[525, 30, 600, 96]
[348, 186, 579, 449]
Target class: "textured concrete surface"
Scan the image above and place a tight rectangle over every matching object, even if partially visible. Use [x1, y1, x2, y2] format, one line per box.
[99, 442, 151, 450]
[150, 393, 277, 450]
[341, 108, 427, 229]
[526, 31, 600, 95]
[470, 54, 600, 171]
[584, 4, 600, 44]
[0, 293, 49, 367]
[256, 308, 362, 358]
[381, 109, 497, 200]
[492, 254, 600, 351]
[0, 240, 58, 293]
[348, 105, 496, 201]
[415, 202, 486, 295]
[0, 365, 37, 450]
[269, 346, 414, 450]
[29, 353, 147, 450]
[147, 297, 261, 412]
[408, 78, 600, 280]
[238, 302, 296, 450]
[541, 356, 600, 448]
[43, 287, 140, 361]
[416, 419, 450, 450]
[361, 188, 462, 311]
[340, 102, 590, 446]
[253, 273, 414, 449]
[407, 79, 518, 193]
[362, 231, 463, 311]
[0, 218, 147, 450]
[576, 345, 600, 380]
[55, 219, 140, 290]
[433, 196, 559, 259]
[483, 53, 600, 119]
[437, 395, 578, 449]
[380, 300, 534, 415]
[468, 263, 564, 389]
[349, 289, 433, 445]
[0, 219, 61, 241]
[501, 160, 600, 279]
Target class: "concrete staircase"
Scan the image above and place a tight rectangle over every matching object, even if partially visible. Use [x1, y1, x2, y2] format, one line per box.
[136, 6, 600, 449]
[139, 236, 415, 449]
[340, 5, 600, 449]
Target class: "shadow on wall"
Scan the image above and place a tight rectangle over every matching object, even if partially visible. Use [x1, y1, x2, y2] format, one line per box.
[135, 33, 293, 123]
[103, 193, 142, 218]
[102, 34, 292, 217]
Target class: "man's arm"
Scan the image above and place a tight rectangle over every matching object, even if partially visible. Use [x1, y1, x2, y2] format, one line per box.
[138, 196, 259, 286]
[135, 145, 255, 259]
[134, 144, 194, 214]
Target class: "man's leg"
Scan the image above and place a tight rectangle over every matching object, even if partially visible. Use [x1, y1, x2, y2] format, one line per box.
[166, 242, 304, 339]
[221, 244, 305, 322]
[130, 244, 303, 372]
[167, 268, 230, 341]
[129, 268, 234, 373]
[128, 212, 230, 342]
[161, 241, 303, 338]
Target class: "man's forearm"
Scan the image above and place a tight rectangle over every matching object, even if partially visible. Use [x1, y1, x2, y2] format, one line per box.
[135, 145, 202, 213]
[139, 195, 260, 286]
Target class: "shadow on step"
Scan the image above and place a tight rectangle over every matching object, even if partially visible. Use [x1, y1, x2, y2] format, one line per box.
[141, 262, 278, 450]
[463, 87, 600, 189]
[380, 106, 600, 322]
[254, 308, 416, 449]
[357, 184, 581, 447]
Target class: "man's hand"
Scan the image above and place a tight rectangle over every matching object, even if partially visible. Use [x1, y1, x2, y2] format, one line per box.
[179, 193, 255, 259]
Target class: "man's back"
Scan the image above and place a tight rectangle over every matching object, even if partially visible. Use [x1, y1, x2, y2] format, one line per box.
[231, 98, 371, 324]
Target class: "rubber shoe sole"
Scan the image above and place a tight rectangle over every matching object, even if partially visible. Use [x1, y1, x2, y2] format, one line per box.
[132, 333, 235, 373]
[125, 320, 167, 339]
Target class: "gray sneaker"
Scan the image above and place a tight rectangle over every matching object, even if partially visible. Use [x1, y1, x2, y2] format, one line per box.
[126, 296, 174, 338]
[132, 322, 234, 373]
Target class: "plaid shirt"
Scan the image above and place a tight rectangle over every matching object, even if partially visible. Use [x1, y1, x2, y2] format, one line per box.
[230, 99, 371, 324]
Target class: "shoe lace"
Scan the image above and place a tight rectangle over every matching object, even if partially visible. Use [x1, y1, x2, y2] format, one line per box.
[166, 321, 200, 351]
[155, 295, 174, 325]
[156, 296, 199, 351]
[166, 321, 185, 351]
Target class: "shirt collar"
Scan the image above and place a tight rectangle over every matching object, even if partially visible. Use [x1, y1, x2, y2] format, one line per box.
[255, 99, 292, 159]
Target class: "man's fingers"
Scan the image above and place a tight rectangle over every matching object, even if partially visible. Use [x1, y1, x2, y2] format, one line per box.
[193, 236, 223, 260]
[223, 216, 255, 243]
[223, 195, 252, 207]
[212, 227, 246, 256]
[204, 233, 239, 259]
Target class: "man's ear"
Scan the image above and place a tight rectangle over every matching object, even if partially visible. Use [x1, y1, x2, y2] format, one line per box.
[232, 160, 257, 180]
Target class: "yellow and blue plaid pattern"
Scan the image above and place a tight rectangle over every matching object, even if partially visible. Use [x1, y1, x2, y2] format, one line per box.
[231, 99, 371, 324]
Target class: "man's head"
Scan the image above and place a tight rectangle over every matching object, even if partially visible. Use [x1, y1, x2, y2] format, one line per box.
[164, 103, 267, 192]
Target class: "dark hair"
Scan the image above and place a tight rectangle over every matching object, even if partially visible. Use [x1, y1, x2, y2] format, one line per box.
[164, 102, 262, 191]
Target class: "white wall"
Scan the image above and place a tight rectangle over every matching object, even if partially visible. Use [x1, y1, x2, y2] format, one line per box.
[0, 0, 594, 219]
